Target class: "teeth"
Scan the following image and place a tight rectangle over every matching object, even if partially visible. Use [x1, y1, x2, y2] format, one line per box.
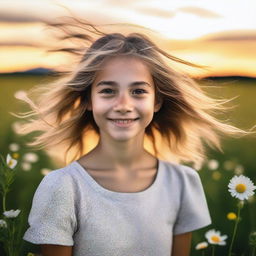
[113, 119, 134, 123]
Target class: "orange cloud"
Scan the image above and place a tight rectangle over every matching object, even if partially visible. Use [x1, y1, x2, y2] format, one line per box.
[178, 6, 221, 18]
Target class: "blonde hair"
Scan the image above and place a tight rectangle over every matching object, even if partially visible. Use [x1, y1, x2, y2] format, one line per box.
[12, 17, 252, 168]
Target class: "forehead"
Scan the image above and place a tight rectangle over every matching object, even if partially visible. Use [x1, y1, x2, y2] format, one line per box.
[93, 56, 153, 84]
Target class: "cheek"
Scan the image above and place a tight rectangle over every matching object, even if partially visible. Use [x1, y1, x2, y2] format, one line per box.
[91, 104, 105, 118]
[91, 94, 108, 111]
[140, 98, 156, 113]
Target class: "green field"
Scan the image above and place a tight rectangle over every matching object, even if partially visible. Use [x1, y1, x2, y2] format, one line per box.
[0, 74, 256, 256]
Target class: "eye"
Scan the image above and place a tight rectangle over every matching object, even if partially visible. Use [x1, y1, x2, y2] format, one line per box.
[132, 89, 148, 95]
[99, 88, 115, 94]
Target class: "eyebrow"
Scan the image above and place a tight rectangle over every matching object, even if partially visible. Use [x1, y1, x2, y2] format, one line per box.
[96, 81, 152, 87]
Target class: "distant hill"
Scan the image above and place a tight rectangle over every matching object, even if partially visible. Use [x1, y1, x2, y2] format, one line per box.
[23, 68, 54, 74]
[201, 76, 256, 81]
[1, 69, 256, 81]
[0, 68, 55, 75]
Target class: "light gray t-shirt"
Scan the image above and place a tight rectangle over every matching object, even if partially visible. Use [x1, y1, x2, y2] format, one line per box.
[23, 159, 211, 256]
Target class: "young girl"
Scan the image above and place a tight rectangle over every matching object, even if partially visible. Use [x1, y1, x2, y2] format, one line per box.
[18, 18, 245, 256]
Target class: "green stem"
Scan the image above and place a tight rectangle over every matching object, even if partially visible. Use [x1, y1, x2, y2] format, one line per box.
[228, 202, 242, 256]
[212, 245, 215, 256]
[8, 221, 13, 256]
[11, 221, 14, 256]
[2, 191, 6, 212]
[202, 250, 205, 256]
[5, 220, 15, 256]
[7, 227, 12, 256]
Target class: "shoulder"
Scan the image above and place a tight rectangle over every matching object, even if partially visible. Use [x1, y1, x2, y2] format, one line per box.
[161, 160, 201, 185]
[161, 160, 199, 177]
[36, 163, 76, 193]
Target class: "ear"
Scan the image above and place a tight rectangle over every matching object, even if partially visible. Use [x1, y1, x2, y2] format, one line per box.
[154, 97, 163, 113]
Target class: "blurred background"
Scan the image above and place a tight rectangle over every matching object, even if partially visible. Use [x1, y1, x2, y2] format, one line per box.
[0, 0, 256, 255]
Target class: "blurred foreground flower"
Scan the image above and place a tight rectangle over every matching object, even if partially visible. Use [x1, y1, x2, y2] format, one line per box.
[41, 168, 51, 176]
[223, 160, 236, 171]
[228, 175, 256, 200]
[9, 143, 20, 152]
[195, 241, 208, 250]
[212, 171, 221, 181]
[11, 121, 23, 134]
[21, 162, 32, 171]
[12, 152, 19, 159]
[23, 152, 39, 163]
[234, 165, 244, 175]
[6, 154, 17, 169]
[0, 219, 7, 228]
[205, 229, 227, 245]
[207, 159, 219, 170]
[227, 212, 237, 220]
[14, 90, 27, 99]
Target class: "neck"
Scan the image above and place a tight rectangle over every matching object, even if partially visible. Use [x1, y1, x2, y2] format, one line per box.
[86, 132, 156, 170]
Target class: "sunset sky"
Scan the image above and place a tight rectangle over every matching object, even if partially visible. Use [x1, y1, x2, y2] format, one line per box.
[0, 0, 256, 77]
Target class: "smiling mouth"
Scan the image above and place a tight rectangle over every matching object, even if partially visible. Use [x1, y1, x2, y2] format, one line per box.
[107, 118, 139, 125]
[108, 118, 139, 121]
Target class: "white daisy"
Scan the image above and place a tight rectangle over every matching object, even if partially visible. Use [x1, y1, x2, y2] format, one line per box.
[3, 209, 21, 218]
[228, 175, 256, 200]
[6, 154, 18, 169]
[205, 229, 227, 245]
[195, 241, 208, 250]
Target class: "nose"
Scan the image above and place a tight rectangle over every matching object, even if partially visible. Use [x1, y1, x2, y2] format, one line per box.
[113, 92, 133, 113]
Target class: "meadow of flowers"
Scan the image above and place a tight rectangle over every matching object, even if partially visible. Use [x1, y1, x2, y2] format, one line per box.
[194, 171, 256, 256]
[0, 77, 256, 255]
[0, 125, 256, 256]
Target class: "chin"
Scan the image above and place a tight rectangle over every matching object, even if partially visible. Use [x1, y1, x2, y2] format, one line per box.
[104, 130, 137, 140]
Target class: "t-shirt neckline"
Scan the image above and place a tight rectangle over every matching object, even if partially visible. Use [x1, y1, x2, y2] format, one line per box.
[72, 159, 162, 197]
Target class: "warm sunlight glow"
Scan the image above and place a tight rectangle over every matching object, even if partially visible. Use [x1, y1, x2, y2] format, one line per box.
[0, 46, 69, 73]
[0, 0, 256, 77]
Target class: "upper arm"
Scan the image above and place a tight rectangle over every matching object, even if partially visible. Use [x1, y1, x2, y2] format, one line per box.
[172, 167, 211, 235]
[23, 172, 77, 246]
[41, 244, 73, 256]
[171, 232, 192, 256]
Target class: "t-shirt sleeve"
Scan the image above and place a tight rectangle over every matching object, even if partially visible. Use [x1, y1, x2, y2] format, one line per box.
[23, 170, 77, 245]
[173, 166, 212, 235]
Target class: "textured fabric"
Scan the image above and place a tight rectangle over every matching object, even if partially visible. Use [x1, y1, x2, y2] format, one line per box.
[23, 159, 212, 256]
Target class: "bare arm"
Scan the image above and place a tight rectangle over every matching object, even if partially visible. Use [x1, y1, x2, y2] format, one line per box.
[40, 244, 73, 256]
[171, 232, 192, 256]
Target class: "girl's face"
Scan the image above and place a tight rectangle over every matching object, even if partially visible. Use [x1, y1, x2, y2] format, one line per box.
[88, 56, 161, 142]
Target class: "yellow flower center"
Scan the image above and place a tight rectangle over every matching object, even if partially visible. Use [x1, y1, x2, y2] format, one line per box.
[199, 244, 207, 249]
[211, 236, 220, 243]
[8, 160, 14, 167]
[227, 212, 237, 220]
[235, 183, 246, 193]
